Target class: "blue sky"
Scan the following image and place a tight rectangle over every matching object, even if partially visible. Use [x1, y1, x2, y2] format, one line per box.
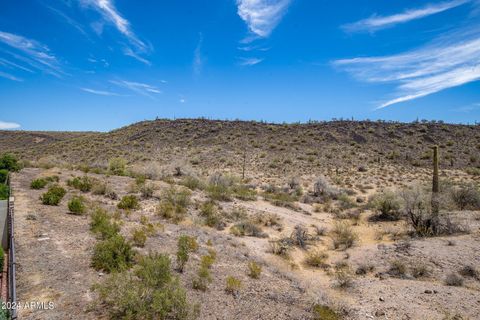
[1, 0, 480, 131]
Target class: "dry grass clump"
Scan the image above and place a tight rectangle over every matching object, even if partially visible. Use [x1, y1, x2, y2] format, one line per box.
[304, 249, 329, 268]
[458, 265, 479, 280]
[230, 221, 267, 238]
[311, 304, 342, 320]
[368, 189, 402, 221]
[225, 276, 242, 295]
[330, 222, 358, 250]
[247, 261, 262, 279]
[444, 273, 464, 286]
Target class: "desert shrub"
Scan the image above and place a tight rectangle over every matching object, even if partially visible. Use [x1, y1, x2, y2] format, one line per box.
[313, 176, 341, 199]
[247, 261, 262, 279]
[458, 265, 479, 279]
[450, 184, 480, 210]
[388, 259, 407, 278]
[91, 234, 135, 273]
[179, 175, 204, 191]
[176, 235, 198, 272]
[0, 153, 20, 172]
[94, 253, 197, 320]
[206, 178, 232, 201]
[312, 304, 341, 320]
[108, 157, 127, 176]
[330, 222, 357, 250]
[269, 238, 293, 257]
[368, 190, 402, 221]
[334, 267, 353, 289]
[199, 201, 224, 229]
[410, 261, 431, 279]
[68, 196, 86, 215]
[304, 249, 329, 268]
[444, 273, 464, 286]
[230, 221, 267, 238]
[67, 176, 95, 192]
[140, 183, 154, 199]
[0, 185, 9, 200]
[400, 185, 466, 236]
[117, 195, 140, 210]
[30, 178, 48, 189]
[90, 208, 120, 240]
[193, 253, 215, 291]
[157, 187, 191, 223]
[231, 184, 257, 201]
[263, 190, 298, 209]
[355, 263, 375, 275]
[290, 225, 311, 248]
[225, 276, 242, 295]
[131, 228, 147, 247]
[337, 194, 356, 210]
[40, 185, 66, 205]
[0, 169, 8, 184]
[91, 181, 108, 195]
[251, 212, 283, 229]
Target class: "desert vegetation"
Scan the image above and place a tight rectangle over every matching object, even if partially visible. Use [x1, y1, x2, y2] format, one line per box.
[3, 119, 480, 319]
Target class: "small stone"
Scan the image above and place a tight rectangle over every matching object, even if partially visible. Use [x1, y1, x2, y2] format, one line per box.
[379, 297, 385, 302]
[98, 272, 104, 277]
[424, 290, 432, 294]
[433, 290, 438, 294]
[375, 310, 386, 316]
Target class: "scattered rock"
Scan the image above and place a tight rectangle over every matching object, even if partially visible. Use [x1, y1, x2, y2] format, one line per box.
[375, 310, 386, 316]
[424, 290, 433, 294]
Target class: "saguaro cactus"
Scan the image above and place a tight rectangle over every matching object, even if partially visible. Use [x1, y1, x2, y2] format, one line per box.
[431, 145, 439, 214]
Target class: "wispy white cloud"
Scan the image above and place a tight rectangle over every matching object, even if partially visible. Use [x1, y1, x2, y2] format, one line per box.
[343, 0, 471, 33]
[0, 57, 34, 73]
[110, 79, 162, 98]
[45, 5, 90, 38]
[81, 0, 149, 50]
[81, 87, 120, 96]
[0, 121, 21, 130]
[452, 102, 480, 112]
[123, 47, 151, 65]
[333, 27, 480, 108]
[236, 0, 292, 38]
[238, 57, 264, 66]
[0, 71, 23, 82]
[193, 34, 204, 76]
[0, 30, 63, 77]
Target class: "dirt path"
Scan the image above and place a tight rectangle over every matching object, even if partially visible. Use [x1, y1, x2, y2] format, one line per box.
[12, 168, 98, 320]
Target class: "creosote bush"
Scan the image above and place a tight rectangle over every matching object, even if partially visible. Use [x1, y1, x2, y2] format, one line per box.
[67, 176, 94, 192]
[30, 178, 48, 189]
[90, 208, 120, 240]
[94, 253, 198, 320]
[91, 234, 135, 273]
[68, 196, 86, 215]
[368, 190, 402, 221]
[176, 235, 198, 272]
[131, 228, 147, 247]
[108, 157, 127, 176]
[40, 185, 66, 206]
[444, 273, 464, 286]
[157, 187, 191, 223]
[117, 195, 140, 210]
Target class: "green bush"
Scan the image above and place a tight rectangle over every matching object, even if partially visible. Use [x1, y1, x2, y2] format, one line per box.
[312, 304, 341, 320]
[91, 234, 135, 273]
[68, 196, 86, 215]
[304, 249, 329, 268]
[179, 176, 204, 191]
[0, 169, 8, 184]
[131, 228, 147, 247]
[232, 184, 257, 201]
[30, 178, 48, 189]
[117, 195, 140, 210]
[0, 185, 9, 200]
[330, 222, 358, 250]
[108, 157, 127, 176]
[40, 185, 66, 206]
[90, 208, 120, 240]
[0, 153, 20, 172]
[176, 235, 198, 272]
[247, 261, 262, 279]
[94, 253, 197, 320]
[157, 187, 191, 223]
[225, 276, 242, 295]
[67, 176, 93, 192]
[368, 190, 402, 221]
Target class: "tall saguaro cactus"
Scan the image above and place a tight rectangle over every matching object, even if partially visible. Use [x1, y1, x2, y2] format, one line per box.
[432, 145, 439, 214]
